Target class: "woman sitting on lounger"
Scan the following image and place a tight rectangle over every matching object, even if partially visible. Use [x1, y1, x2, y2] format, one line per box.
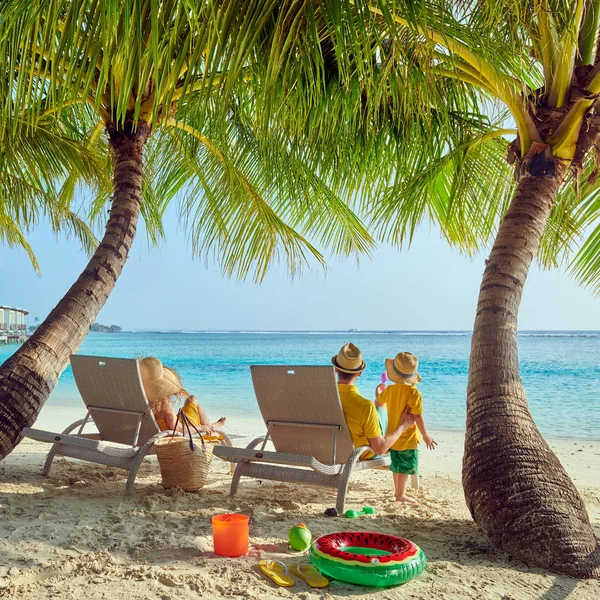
[140, 357, 225, 434]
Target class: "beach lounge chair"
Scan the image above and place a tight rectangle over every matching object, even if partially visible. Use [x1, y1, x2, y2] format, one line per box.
[213, 365, 391, 513]
[22, 355, 232, 494]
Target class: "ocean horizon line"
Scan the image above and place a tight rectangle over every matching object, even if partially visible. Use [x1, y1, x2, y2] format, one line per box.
[109, 329, 600, 337]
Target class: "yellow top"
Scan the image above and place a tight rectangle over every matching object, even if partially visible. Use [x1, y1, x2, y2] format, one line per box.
[156, 401, 201, 431]
[378, 383, 423, 451]
[337, 384, 380, 459]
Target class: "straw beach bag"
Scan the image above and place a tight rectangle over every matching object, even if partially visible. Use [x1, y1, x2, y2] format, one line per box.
[154, 411, 219, 492]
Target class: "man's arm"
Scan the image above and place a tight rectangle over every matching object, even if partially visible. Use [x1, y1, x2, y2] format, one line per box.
[367, 407, 415, 455]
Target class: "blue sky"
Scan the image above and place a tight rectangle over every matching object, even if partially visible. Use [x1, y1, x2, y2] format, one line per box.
[2, 206, 599, 331]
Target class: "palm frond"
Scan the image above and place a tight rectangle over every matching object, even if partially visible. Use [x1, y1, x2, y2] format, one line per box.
[0, 106, 107, 266]
[367, 127, 516, 252]
[570, 220, 600, 294]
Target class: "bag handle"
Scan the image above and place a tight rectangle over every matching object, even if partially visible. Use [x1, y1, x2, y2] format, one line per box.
[172, 410, 207, 453]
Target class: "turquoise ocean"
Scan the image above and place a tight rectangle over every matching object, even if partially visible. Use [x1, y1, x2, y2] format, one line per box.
[1, 331, 599, 440]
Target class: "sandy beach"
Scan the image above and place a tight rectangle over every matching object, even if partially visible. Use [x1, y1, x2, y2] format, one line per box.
[0, 430, 598, 600]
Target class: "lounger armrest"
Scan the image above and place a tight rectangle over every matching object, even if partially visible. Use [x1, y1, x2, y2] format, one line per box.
[61, 419, 87, 435]
[352, 445, 372, 461]
[213, 445, 340, 472]
[23, 427, 109, 449]
[245, 436, 266, 450]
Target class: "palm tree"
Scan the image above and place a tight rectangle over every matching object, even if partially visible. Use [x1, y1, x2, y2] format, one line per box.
[0, 2, 373, 459]
[254, 1, 600, 578]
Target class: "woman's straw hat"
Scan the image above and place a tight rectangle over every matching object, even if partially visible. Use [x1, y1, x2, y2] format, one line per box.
[331, 343, 366, 374]
[385, 352, 422, 385]
[139, 357, 186, 403]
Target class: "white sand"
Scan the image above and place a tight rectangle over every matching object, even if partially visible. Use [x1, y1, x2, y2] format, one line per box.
[0, 430, 599, 599]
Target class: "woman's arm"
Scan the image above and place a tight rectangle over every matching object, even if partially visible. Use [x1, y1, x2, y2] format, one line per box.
[163, 409, 180, 432]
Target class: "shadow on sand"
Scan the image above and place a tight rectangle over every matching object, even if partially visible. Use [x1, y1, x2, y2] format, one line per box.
[0, 455, 596, 599]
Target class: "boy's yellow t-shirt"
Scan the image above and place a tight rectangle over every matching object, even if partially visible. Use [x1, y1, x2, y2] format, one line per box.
[337, 384, 380, 459]
[378, 383, 423, 451]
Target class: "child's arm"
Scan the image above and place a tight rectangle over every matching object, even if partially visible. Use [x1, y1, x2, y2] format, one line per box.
[374, 384, 386, 408]
[414, 414, 437, 450]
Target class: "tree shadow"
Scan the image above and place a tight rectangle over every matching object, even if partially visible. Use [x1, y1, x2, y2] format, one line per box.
[536, 576, 580, 600]
[0, 457, 597, 599]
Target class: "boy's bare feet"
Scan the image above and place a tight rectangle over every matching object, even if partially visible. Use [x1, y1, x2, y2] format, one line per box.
[395, 495, 418, 504]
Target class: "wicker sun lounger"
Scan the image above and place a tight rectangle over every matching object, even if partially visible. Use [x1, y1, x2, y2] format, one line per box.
[23, 355, 232, 494]
[213, 365, 391, 513]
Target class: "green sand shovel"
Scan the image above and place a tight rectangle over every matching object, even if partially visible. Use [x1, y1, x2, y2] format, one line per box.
[343, 505, 376, 518]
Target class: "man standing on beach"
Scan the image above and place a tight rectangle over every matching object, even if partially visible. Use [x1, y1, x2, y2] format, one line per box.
[332, 343, 414, 458]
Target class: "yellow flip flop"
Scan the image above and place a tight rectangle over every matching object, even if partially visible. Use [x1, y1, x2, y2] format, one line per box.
[290, 563, 329, 588]
[258, 560, 295, 587]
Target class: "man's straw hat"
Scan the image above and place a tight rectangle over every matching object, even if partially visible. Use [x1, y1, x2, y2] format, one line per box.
[139, 357, 186, 403]
[385, 352, 422, 385]
[331, 343, 366, 374]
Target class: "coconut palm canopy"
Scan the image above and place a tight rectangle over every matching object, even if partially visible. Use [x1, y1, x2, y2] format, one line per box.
[5, 1, 599, 283]
[1, 0, 600, 579]
[7, 1, 596, 278]
[253, 0, 600, 287]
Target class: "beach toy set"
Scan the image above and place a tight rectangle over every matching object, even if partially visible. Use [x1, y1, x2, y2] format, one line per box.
[212, 513, 426, 589]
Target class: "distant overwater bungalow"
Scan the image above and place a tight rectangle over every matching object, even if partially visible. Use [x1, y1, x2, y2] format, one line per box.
[0, 306, 29, 343]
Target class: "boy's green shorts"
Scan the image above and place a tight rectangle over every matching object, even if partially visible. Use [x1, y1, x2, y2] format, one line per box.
[390, 449, 419, 475]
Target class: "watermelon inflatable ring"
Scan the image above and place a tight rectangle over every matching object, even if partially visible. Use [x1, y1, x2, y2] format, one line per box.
[309, 531, 427, 587]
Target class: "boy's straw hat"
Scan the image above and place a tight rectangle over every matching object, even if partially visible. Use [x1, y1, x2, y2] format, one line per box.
[139, 357, 185, 403]
[385, 352, 422, 385]
[331, 343, 366, 374]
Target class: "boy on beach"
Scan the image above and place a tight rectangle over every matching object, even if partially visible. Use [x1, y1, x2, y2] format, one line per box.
[376, 352, 437, 503]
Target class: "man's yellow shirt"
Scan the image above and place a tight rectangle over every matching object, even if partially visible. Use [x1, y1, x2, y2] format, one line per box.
[337, 383, 380, 459]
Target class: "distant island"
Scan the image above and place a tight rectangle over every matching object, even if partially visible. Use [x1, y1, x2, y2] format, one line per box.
[90, 323, 122, 333]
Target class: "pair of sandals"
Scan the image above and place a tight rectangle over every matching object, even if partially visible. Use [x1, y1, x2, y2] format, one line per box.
[258, 560, 328, 588]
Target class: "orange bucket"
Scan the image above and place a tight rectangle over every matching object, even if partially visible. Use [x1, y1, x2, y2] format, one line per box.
[211, 513, 250, 557]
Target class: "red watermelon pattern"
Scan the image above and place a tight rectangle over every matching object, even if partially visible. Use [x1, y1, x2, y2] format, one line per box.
[314, 532, 418, 564]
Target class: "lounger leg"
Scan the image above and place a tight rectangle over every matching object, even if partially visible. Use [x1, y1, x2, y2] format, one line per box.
[42, 445, 61, 475]
[41, 419, 88, 476]
[228, 437, 265, 494]
[336, 447, 365, 514]
[216, 432, 234, 475]
[125, 433, 171, 495]
[217, 431, 233, 448]
[336, 475, 350, 514]
[230, 463, 244, 496]
[125, 457, 145, 495]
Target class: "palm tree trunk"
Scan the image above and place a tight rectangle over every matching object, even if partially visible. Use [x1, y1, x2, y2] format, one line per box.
[0, 122, 150, 460]
[464, 168, 600, 578]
